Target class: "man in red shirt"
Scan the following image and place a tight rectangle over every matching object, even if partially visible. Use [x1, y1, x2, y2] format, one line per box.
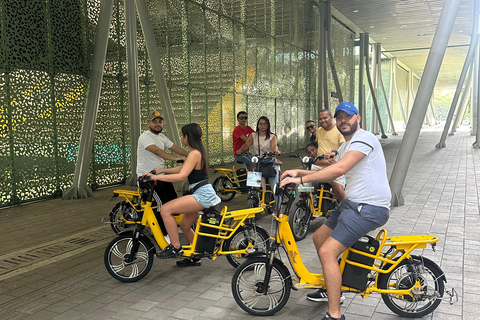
[233, 111, 255, 162]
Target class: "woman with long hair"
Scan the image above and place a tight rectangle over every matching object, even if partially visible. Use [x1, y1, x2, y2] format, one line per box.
[143, 123, 220, 261]
[235, 116, 282, 197]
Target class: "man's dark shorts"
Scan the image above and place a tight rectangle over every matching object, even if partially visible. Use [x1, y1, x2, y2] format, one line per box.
[325, 199, 389, 248]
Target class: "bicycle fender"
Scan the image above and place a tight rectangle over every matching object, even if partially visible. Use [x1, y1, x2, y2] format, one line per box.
[244, 224, 269, 236]
[116, 230, 157, 253]
[414, 255, 447, 283]
[244, 253, 295, 290]
[378, 255, 447, 284]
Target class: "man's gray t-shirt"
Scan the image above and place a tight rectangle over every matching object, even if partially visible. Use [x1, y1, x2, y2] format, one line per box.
[337, 129, 391, 208]
[136, 131, 174, 176]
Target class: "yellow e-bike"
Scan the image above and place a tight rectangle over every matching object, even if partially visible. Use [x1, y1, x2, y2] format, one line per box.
[104, 178, 270, 283]
[231, 183, 457, 317]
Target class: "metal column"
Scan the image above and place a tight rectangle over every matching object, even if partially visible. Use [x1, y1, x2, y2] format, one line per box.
[135, 0, 181, 146]
[358, 33, 368, 128]
[436, 0, 479, 148]
[390, 0, 461, 206]
[450, 62, 473, 134]
[379, 57, 397, 135]
[125, 0, 141, 185]
[317, 1, 326, 111]
[365, 43, 387, 138]
[63, 0, 114, 199]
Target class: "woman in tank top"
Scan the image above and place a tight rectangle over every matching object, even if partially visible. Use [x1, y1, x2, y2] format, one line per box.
[235, 116, 282, 197]
[143, 123, 220, 261]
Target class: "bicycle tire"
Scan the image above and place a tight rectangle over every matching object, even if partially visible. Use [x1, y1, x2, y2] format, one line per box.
[213, 176, 236, 202]
[289, 202, 310, 241]
[223, 225, 270, 268]
[378, 256, 445, 318]
[104, 234, 154, 283]
[231, 257, 291, 316]
[109, 201, 138, 234]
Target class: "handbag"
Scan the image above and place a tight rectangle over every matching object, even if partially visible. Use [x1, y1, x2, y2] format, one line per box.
[256, 134, 276, 178]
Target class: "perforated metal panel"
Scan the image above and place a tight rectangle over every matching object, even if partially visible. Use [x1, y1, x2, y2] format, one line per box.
[0, 0, 356, 207]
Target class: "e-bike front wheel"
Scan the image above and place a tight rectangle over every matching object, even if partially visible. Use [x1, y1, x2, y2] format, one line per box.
[213, 176, 236, 202]
[378, 256, 445, 318]
[104, 234, 154, 283]
[223, 226, 270, 268]
[231, 257, 291, 316]
[289, 203, 310, 241]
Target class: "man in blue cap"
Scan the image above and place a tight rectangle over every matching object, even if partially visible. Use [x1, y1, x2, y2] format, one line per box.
[280, 101, 391, 320]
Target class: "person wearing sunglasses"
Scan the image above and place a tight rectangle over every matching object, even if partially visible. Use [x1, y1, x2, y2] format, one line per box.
[305, 120, 317, 142]
[233, 111, 255, 164]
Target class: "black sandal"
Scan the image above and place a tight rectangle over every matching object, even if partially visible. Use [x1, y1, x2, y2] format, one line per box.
[176, 257, 202, 267]
[156, 244, 183, 259]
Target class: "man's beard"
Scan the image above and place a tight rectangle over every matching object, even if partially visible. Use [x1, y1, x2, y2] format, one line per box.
[150, 128, 163, 134]
[339, 120, 357, 136]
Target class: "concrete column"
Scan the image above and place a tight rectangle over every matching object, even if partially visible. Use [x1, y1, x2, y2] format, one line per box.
[125, 0, 141, 185]
[390, 0, 461, 206]
[135, 0, 181, 146]
[63, 0, 114, 199]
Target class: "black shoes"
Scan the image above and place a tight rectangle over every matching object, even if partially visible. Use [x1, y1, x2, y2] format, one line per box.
[156, 244, 183, 259]
[176, 257, 202, 267]
[307, 288, 345, 302]
[321, 312, 345, 320]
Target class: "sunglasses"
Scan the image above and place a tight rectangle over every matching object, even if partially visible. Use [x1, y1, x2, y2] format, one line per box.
[238, 116, 248, 120]
[306, 125, 315, 130]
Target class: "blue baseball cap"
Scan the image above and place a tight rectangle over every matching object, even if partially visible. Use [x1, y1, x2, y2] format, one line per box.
[334, 102, 359, 117]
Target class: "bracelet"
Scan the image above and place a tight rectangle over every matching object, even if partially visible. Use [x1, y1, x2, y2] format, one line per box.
[300, 176, 304, 185]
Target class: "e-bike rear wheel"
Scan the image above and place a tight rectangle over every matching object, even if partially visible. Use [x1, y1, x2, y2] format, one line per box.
[224, 226, 270, 268]
[289, 203, 310, 241]
[378, 257, 445, 318]
[231, 257, 291, 316]
[213, 176, 236, 202]
[109, 201, 139, 234]
[104, 234, 154, 283]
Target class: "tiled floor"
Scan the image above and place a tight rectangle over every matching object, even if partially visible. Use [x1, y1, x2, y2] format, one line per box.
[0, 124, 478, 320]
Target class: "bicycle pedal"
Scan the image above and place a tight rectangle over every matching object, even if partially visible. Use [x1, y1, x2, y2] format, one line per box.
[294, 283, 322, 290]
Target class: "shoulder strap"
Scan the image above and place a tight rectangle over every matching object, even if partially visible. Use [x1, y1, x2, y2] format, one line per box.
[189, 179, 209, 194]
[257, 132, 261, 155]
[350, 140, 374, 150]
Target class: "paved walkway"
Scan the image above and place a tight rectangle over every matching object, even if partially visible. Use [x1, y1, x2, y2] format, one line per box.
[0, 124, 478, 320]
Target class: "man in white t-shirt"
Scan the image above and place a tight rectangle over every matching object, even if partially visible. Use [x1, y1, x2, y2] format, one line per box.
[281, 102, 390, 320]
[137, 110, 189, 207]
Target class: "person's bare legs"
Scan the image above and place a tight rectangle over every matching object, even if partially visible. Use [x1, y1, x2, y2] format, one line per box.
[332, 182, 346, 203]
[318, 237, 346, 319]
[179, 208, 201, 244]
[312, 223, 333, 251]
[160, 195, 204, 248]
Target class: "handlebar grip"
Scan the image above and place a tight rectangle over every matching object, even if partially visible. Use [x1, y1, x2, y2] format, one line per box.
[176, 159, 185, 163]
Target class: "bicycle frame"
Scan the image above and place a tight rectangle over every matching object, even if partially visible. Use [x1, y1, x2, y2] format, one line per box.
[298, 183, 335, 218]
[131, 185, 265, 257]
[273, 212, 440, 297]
[213, 166, 248, 194]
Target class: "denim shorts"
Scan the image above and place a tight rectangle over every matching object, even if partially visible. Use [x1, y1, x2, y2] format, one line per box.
[189, 182, 221, 208]
[325, 199, 389, 248]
